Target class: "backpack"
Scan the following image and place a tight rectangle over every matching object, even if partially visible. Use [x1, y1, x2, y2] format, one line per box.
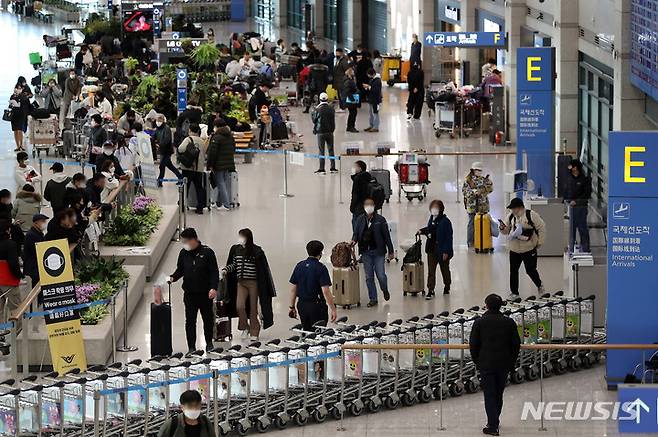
[331, 242, 356, 268]
[402, 239, 422, 265]
[178, 136, 200, 169]
[367, 179, 386, 211]
[269, 105, 283, 125]
[509, 210, 537, 237]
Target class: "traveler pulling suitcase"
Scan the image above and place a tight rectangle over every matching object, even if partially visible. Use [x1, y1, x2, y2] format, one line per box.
[186, 171, 212, 211]
[214, 278, 232, 341]
[474, 213, 494, 253]
[402, 262, 425, 296]
[151, 282, 173, 357]
[333, 267, 361, 309]
[370, 168, 392, 203]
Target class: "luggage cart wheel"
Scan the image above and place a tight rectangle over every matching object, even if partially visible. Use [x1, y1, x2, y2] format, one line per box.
[401, 392, 416, 406]
[273, 415, 288, 429]
[348, 400, 364, 416]
[465, 377, 480, 394]
[255, 419, 270, 433]
[448, 380, 465, 397]
[384, 395, 400, 409]
[568, 356, 582, 371]
[311, 408, 328, 423]
[435, 131, 441, 138]
[366, 396, 382, 412]
[510, 368, 525, 384]
[417, 387, 432, 403]
[525, 364, 539, 381]
[542, 361, 554, 376]
[433, 384, 449, 400]
[236, 424, 250, 436]
[553, 358, 568, 375]
[293, 411, 308, 426]
[581, 352, 595, 368]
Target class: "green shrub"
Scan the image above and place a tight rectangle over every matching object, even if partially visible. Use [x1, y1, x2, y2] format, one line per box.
[103, 204, 163, 246]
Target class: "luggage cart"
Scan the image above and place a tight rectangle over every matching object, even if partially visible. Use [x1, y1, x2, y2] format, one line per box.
[29, 115, 59, 158]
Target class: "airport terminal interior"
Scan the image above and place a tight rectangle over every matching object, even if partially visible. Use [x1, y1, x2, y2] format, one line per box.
[0, 0, 656, 435]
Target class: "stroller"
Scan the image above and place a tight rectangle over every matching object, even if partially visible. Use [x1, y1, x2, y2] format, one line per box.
[394, 154, 431, 202]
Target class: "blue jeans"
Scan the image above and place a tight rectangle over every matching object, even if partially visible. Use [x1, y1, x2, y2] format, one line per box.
[214, 170, 231, 208]
[362, 250, 388, 302]
[368, 104, 380, 129]
[467, 213, 475, 247]
[569, 205, 590, 252]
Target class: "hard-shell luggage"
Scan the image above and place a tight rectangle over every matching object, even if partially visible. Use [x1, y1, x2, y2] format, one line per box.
[270, 122, 288, 140]
[214, 279, 232, 341]
[186, 171, 211, 210]
[403, 262, 425, 296]
[333, 267, 361, 309]
[370, 168, 392, 202]
[474, 213, 494, 253]
[150, 283, 173, 357]
[229, 171, 239, 207]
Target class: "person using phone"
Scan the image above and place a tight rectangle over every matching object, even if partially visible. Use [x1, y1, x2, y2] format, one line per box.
[499, 198, 546, 298]
[288, 240, 337, 331]
[462, 162, 493, 248]
[14, 152, 41, 188]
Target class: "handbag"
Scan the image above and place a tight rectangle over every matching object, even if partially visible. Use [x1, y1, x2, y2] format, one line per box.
[2, 108, 12, 122]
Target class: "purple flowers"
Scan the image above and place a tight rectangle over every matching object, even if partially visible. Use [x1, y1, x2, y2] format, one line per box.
[76, 283, 100, 304]
[132, 196, 155, 214]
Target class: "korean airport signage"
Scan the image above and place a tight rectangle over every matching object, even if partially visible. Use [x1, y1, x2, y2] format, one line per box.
[516, 47, 555, 197]
[423, 31, 506, 48]
[36, 239, 87, 374]
[607, 131, 658, 387]
[152, 3, 163, 38]
[177, 68, 187, 113]
[618, 385, 658, 433]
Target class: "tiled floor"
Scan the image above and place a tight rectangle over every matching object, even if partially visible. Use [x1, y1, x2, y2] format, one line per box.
[0, 14, 624, 437]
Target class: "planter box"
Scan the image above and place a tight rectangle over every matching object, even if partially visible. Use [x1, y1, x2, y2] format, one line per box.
[16, 265, 146, 369]
[99, 205, 179, 280]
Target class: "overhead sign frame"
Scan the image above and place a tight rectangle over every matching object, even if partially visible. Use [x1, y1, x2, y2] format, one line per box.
[423, 31, 506, 48]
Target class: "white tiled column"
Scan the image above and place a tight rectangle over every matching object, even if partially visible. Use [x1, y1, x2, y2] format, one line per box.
[504, 0, 527, 145]
[613, 0, 653, 130]
[460, 0, 480, 86]
[421, 0, 435, 84]
[554, 0, 580, 153]
[274, 0, 287, 28]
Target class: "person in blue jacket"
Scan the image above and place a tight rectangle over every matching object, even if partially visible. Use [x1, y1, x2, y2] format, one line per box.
[417, 199, 453, 299]
[352, 198, 395, 307]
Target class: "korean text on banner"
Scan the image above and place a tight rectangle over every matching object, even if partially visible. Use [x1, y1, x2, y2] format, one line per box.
[36, 239, 87, 374]
[136, 131, 157, 188]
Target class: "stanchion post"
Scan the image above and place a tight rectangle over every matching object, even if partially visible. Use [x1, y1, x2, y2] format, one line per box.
[539, 349, 547, 431]
[438, 360, 446, 431]
[182, 177, 188, 230]
[338, 157, 343, 204]
[177, 182, 184, 241]
[9, 324, 16, 379]
[111, 294, 117, 363]
[93, 391, 100, 437]
[116, 280, 137, 353]
[22, 307, 30, 377]
[213, 370, 219, 436]
[455, 155, 460, 204]
[38, 158, 44, 202]
[279, 150, 294, 198]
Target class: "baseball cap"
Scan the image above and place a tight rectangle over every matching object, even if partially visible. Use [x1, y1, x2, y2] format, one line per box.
[32, 213, 49, 222]
[471, 162, 483, 171]
[506, 198, 525, 210]
[319, 92, 329, 102]
[50, 162, 64, 172]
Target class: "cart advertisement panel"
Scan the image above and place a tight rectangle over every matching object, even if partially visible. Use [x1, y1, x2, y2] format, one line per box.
[36, 239, 87, 374]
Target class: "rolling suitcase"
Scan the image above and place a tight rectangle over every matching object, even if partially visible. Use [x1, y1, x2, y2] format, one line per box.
[370, 169, 392, 202]
[474, 213, 494, 253]
[333, 267, 361, 309]
[402, 262, 425, 296]
[214, 279, 232, 341]
[186, 171, 211, 210]
[229, 171, 239, 207]
[150, 283, 173, 357]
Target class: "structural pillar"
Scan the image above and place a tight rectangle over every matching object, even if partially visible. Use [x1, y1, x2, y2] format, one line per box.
[274, 0, 287, 28]
[421, 0, 435, 84]
[554, 0, 580, 153]
[460, 0, 480, 86]
[503, 0, 526, 146]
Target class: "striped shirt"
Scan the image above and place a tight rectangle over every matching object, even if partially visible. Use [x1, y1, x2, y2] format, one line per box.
[225, 254, 257, 280]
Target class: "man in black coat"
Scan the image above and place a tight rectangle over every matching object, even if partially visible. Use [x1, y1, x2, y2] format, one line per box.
[95, 142, 128, 178]
[349, 160, 372, 229]
[169, 228, 220, 353]
[469, 293, 521, 436]
[22, 214, 48, 288]
[406, 62, 425, 120]
[564, 159, 592, 253]
[153, 114, 182, 186]
[311, 93, 336, 174]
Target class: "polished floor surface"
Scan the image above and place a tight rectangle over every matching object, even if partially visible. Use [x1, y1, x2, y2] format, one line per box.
[0, 14, 623, 437]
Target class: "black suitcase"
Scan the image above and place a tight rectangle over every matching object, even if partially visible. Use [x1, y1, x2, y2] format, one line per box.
[150, 283, 173, 357]
[271, 122, 288, 140]
[31, 108, 51, 119]
[214, 278, 232, 341]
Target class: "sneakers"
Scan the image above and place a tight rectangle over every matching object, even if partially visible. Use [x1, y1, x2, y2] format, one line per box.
[367, 300, 378, 307]
[195, 209, 204, 215]
[314, 169, 326, 175]
[370, 128, 380, 132]
[329, 168, 339, 174]
[364, 127, 373, 132]
[250, 336, 259, 342]
[507, 292, 520, 301]
[406, 114, 412, 121]
[346, 128, 359, 133]
[443, 287, 450, 295]
[482, 427, 499, 436]
[216, 205, 231, 211]
[205, 344, 214, 352]
[425, 291, 435, 300]
[383, 290, 391, 301]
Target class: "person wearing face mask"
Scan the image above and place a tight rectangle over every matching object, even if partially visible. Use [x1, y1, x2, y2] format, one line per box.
[351, 198, 395, 307]
[0, 190, 25, 252]
[168, 228, 219, 353]
[22, 214, 48, 289]
[417, 200, 454, 299]
[95, 141, 128, 180]
[157, 389, 216, 437]
[65, 173, 88, 208]
[117, 109, 144, 137]
[87, 114, 107, 167]
[45, 208, 80, 245]
[499, 198, 546, 298]
[44, 162, 71, 215]
[206, 118, 236, 211]
[349, 160, 372, 229]
[99, 160, 120, 202]
[60, 69, 82, 131]
[462, 162, 493, 248]
[39, 79, 62, 114]
[289, 240, 337, 331]
[223, 229, 276, 341]
[0, 220, 23, 325]
[342, 67, 360, 132]
[9, 84, 30, 152]
[85, 173, 114, 215]
[15, 151, 41, 188]
[153, 114, 182, 186]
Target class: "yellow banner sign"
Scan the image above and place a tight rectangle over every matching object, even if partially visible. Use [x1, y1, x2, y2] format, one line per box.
[35, 239, 87, 373]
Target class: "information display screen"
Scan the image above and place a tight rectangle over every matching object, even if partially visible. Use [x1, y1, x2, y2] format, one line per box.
[630, 0, 658, 101]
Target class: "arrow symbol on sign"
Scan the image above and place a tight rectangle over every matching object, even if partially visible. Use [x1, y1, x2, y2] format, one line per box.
[425, 35, 433, 44]
[629, 398, 650, 424]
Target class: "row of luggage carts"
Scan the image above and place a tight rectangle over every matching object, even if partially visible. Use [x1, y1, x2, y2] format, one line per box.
[427, 83, 483, 139]
[0, 292, 604, 436]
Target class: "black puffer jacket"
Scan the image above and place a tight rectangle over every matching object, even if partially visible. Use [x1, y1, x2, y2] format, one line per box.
[311, 102, 335, 134]
[350, 170, 372, 215]
[206, 126, 236, 172]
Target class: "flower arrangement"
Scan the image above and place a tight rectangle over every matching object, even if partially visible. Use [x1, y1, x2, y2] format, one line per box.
[132, 196, 155, 214]
[104, 200, 163, 246]
[76, 283, 100, 304]
[75, 257, 130, 325]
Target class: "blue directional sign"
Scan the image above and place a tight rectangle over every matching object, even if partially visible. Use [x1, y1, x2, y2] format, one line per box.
[618, 385, 658, 433]
[177, 88, 187, 113]
[423, 32, 506, 48]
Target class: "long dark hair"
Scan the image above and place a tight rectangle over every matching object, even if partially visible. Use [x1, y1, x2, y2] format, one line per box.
[239, 228, 255, 255]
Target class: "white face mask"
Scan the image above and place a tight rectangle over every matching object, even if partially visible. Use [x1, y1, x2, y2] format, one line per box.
[23, 159, 30, 165]
[69, 74, 75, 79]
[514, 209, 524, 218]
[238, 237, 247, 246]
[40, 223, 47, 231]
[109, 167, 115, 175]
[156, 121, 163, 127]
[183, 408, 201, 420]
[182, 243, 193, 251]
[76, 183, 85, 189]
[364, 205, 375, 215]
[431, 208, 440, 217]
[351, 167, 358, 175]
[103, 149, 113, 156]
[473, 170, 482, 177]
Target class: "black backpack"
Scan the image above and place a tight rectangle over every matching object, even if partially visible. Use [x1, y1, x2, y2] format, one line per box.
[509, 210, 538, 237]
[178, 136, 200, 169]
[367, 178, 386, 210]
[402, 239, 422, 265]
